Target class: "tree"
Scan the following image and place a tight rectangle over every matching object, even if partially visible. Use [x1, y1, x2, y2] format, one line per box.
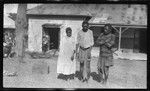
[15, 4, 27, 63]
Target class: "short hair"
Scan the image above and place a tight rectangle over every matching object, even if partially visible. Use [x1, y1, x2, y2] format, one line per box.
[66, 27, 72, 32]
[82, 21, 89, 25]
[104, 23, 112, 29]
[104, 23, 115, 34]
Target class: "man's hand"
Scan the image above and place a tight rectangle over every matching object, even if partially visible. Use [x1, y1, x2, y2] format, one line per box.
[76, 53, 79, 59]
[87, 48, 91, 60]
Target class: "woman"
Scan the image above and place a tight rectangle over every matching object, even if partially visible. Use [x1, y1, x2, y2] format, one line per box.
[57, 27, 76, 81]
[96, 24, 115, 84]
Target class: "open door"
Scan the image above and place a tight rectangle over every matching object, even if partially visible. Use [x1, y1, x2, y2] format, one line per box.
[139, 29, 147, 53]
[42, 24, 61, 53]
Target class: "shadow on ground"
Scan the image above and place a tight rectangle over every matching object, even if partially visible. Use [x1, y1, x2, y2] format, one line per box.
[75, 71, 83, 81]
[57, 73, 75, 81]
[90, 72, 102, 82]
[75, 71, 102, 83]
[57, 74, 68, 81]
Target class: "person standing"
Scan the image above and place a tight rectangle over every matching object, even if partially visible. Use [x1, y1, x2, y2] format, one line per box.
[42, 36, 48, 54]
[96, 24, 115, 84]
[57, 27, 76, 81]
[76, 21, 94, 83]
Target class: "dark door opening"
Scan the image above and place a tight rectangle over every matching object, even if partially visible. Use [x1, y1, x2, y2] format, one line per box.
[42, 27, 60, 52]
[139, 29, 147, 53]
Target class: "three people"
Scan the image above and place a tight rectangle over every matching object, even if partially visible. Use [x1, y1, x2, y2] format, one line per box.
[96, 24, 115, 84]
[57, 22, 115, 84]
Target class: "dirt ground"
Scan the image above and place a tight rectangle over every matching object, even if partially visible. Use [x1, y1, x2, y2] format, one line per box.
[3, 56, 147, 89]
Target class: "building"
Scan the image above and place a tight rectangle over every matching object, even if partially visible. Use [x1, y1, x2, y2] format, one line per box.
[10, 4, 147, 58]
[3, 14, 15, 45]
[26, 4, 92, 52]
[3, 14, 15, 36]
[26, 4, 147, 53]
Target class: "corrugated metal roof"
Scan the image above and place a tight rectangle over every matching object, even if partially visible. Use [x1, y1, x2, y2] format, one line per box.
[27, 4, 92, 16]
[3, 14, 15, 28]
[27, 4, 147, 25]
[89, 23, 147, 28]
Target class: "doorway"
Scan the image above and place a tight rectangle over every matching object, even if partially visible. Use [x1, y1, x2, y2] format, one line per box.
[42, 25, 60, 52]
[139, 29, 147, 53]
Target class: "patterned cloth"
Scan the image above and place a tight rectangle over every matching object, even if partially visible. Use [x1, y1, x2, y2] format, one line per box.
[96, 33, 115, 69]
[97, 55, 113, 70]
[78, 47, 91, 63]
[78, 48, 91, 80]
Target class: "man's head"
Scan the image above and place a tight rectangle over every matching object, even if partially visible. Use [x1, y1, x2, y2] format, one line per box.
[104, 23, 112, 34]
[82, 21, 89, 32]
[66, 27, 72, 37]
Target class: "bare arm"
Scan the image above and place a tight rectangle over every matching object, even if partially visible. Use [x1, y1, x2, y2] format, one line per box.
[75, 32, 80, 59]
[90, 31, 94, 51]
[76, 31, 80, 53]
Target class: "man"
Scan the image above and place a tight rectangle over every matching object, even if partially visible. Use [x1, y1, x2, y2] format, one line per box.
[96, 24, 115, 84]
[76, 21, 94, 83]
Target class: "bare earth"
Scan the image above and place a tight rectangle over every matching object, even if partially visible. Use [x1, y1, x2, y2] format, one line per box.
[3, 56, 147, 89]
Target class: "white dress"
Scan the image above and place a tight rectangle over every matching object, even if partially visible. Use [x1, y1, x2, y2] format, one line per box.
[57, 36, 76, 75]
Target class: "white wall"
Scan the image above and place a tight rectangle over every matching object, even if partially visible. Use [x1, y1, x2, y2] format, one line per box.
[28, 18, 83, 52]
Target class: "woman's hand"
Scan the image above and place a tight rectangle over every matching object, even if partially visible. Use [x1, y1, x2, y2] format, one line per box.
[71, 55, 74, 61]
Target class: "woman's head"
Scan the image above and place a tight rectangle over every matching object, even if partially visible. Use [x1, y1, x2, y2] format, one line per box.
[104, 23, 112, 34]
[66, 27, 72, 37]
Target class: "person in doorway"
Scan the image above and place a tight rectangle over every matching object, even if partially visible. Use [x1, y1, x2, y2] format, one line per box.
[42, 34, 49, 54]
[57, 27, 76, 81]
[76, 21, 94, 83]
[42, 36, 48, 54]
[96, 23, 115, 84]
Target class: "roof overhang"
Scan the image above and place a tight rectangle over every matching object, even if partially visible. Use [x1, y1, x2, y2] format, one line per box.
[4, 14, 15, 29]
[4, 25, 15, 29]
[42, 23, 62, 28]
[89, 23, 147, 29]
[27, 14, 92, 19]
[9, 13, 92, 21]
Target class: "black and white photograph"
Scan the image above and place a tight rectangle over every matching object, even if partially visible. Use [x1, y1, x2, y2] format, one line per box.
[3, 3, 147, 89]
